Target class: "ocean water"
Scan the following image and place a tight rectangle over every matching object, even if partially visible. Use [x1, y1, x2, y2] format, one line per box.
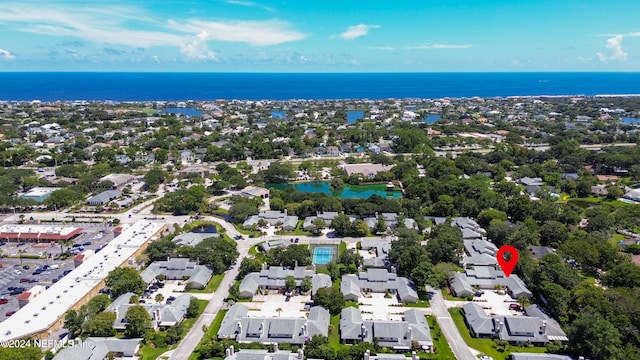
[0, 72, 639, 101]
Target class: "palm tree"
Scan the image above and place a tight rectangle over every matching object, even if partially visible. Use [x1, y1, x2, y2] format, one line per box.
[18, 249, 25, 265]
[42, 251, 49, 264]
[60, 239, 74, 257]
[276, 307, 283, 317]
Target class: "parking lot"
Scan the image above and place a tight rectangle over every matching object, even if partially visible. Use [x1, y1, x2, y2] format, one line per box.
[0, 226, 115, 320]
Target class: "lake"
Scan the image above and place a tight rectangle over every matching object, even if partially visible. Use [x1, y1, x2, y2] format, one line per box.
[271, 110, 286, 119]
[622, 117, 640, 124]
[163, 107, 203, 117]
[347, 110, 364, 124]
[267, 181, 402, 199]
[424, 114, 441, 123]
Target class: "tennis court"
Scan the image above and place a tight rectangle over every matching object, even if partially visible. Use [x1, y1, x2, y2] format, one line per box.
[312, 246, 334, 265]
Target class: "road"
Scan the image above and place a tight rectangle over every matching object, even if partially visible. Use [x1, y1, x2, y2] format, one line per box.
[167, 216, 259, 360]
[427, 285, 477, 360]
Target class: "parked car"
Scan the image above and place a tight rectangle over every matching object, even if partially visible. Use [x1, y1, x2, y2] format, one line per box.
[6, 310, 15, 316]
[509, 304, 521, 310]
[29, 279, 37, 283]
[0, 298, 8, 305]
[19, 278, 30, 283]
[82, 242, 92, 246]
[13, 270, 21, 275]
[22, 265, 30, 270]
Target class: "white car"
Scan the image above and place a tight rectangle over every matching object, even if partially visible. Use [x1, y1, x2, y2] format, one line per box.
[13, 270, 21, 275]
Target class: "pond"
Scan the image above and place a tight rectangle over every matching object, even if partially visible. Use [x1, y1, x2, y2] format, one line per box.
[267, 181, 402, 199]
[271, 110, 286, 119]
[622, 117, 640, 124]
[347, 110, 364, 124]
[190, 224, 218, 234]
[424, 114, 441, 123]
[163, 107, 203, 117]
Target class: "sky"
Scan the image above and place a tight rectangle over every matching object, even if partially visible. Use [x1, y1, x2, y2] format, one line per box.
[0, 0, 639, 72]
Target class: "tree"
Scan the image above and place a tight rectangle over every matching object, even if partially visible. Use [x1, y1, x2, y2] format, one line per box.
[228, 202, 258, 224]
[477, 208, 508, 228]
[426, 224, 463, 265]
[155, 293, 164, 303]
[238, 257, 263, 278]
[276, 307, 283, 317]
[64, 310, 84, 338]
[331, 213, 352, 236]
[284, 275, 297, 293]
[350, 218, 369, 237]
[300, 276, 313, 293]
[311, 218, 326, 233]
[105, 267, 146, 298]
[124, 305, 152, 338]
[410, 261, 434, 287]
[185, 297, 200, 319]
[430, 262, 461, 287]
[373, 215, 387, 234]
[568, 310, 622, 360]
[313, 287, 345, 315]
[144, 237, 177, 263]
[262, 162, 294, 183]
[83, 311, 116, 337]
[266, 244, 311, 267]
[539, 220, 568, 247]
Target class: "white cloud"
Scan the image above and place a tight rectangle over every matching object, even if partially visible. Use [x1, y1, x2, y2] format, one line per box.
[226, 0, 275, 12]
[332, 24, 379, 40]
[366, 46, 395, 50]
[0, 48, 15, 59]
[406, 43, 473, 49]
[597, 35, 627, 62]
[168, 19, 306, 46]
[180, 31, 216, 60]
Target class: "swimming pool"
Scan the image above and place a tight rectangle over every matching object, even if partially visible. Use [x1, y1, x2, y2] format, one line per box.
[313, 246, 334, 265]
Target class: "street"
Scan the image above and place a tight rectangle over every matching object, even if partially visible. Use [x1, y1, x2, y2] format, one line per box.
[427, 285, 477, 360]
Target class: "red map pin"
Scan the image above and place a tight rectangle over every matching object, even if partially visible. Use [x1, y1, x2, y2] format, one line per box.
[497, 245, 519, 277]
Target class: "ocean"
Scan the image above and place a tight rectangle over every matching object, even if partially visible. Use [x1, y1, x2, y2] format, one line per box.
[0, 72, 639, 101]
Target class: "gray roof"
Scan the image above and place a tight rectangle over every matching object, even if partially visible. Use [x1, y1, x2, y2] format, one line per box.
[510, 353, 573, 360]
[53, 337, 142, 360]
[106, 293, 193, 329]
[451, 267, 532, 299]
[218, 304, 329, 344]
[141, 258, 212, 287]
[224, 349, 305, 360]
[339, 307, 432, 349]
[340, 269, 417, 302]
[173, 232, 218, 247]
[462, 303, 568, 344]
[243, 211, 299, 229]
[238, 266, 330, 297]
[86, 190, 121, 205]
[449, 273, 474, 297]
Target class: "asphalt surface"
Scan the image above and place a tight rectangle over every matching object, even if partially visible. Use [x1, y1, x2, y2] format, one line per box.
[427, 285, 476, 360]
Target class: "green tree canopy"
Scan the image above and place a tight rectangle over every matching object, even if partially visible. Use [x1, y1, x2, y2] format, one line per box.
[105, 267, 146, 298]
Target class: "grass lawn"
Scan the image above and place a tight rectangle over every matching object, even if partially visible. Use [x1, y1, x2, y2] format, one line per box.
[449, 308, 547, 360]
[609, 233, 626, 245]
[249, 244, 262, 255]
[338, 241, 347, 256]
[427, 315, 456, 360]
[441, 288, 468, 301]
[328, 314, 348, 350]
[140, 347, 169, 360]
[188, 274, 225, 293]
[404, 299, 430, 308]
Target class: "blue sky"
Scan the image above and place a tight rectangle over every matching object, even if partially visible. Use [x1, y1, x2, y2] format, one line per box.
[0, 0, 639, 72]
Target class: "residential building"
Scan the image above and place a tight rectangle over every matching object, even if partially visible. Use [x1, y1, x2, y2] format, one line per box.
[340, 163, 394, 178]
[238, 265, 331, 298]
[509, 353, 573, 360]
[243, 211, 298, 231]
[140, 258, 212, 289]
[462, 303, 567, 345]
[340, 307, 432, 350]
[99, 174, 135, 189]
[341, 269, 419, 303]
[239, 186, 270, 199]
[172, 232, 218, 247]
[53, 337, 142, 360]
[359, 239, 391, 268]
[362, 213, 417, 231]
[106, 293, 193, 330]
[218, 304, 330, 345]
[302, 211, 340, 231]
[223, 348, 305, 360]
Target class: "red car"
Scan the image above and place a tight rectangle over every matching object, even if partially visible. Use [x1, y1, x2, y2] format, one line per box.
[5, 310, 15, 316]
[0, 299, 8, 305]
[19, 278, 30, 283]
